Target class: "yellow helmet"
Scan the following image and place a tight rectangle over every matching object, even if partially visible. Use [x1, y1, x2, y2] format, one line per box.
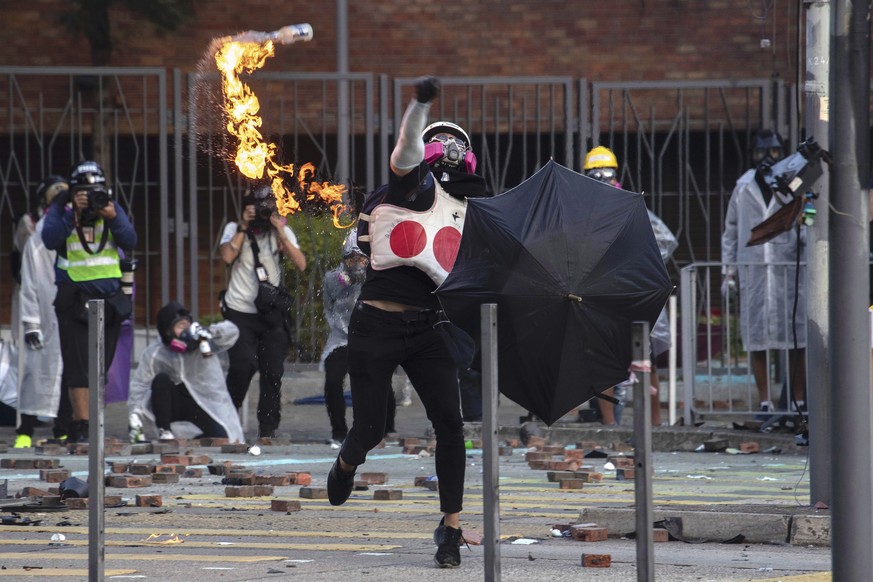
[583, 146, 618, 171]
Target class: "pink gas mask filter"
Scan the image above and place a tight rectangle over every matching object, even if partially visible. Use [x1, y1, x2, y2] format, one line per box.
[424, 137, 477, 174]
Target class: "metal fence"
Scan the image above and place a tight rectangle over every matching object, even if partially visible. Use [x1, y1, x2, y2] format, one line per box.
[0, 66, 792, 363]
[680, 261, 808, 424]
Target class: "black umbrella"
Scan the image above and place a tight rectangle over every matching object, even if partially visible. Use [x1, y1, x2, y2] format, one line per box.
[435, 160, 673, 425]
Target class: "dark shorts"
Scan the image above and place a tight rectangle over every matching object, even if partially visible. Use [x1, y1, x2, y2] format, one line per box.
[54, 284, 124, 388]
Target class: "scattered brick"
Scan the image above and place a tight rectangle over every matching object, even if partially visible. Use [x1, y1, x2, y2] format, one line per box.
[359, 472, 388, 485]
[225, 486, 255, 497]
[299, 487, 328, 499]
[255, 475, 292, 486]
[542, 445, 565, 455]
[223, 472, 256, 486]
[220, 443, 249, 454]
[151, 473, 180, 484]
[524, 451, 551, 462]
[290, 473, 311, 486]
[129, 463, 155, 475]
[35, 444, 65, 456]
[104, 442, 128, 455]
[135, 495, 163, 507]
[547, 471, 575, 483]
[564, 449, 586, 461]
[271, 499, 301, 512]
[67, 444, 89, 455]
[504, 438, 520, 448]
[1, 458, 60, 469]
[182, 468, 203, 478]
[571, 526, 608, 542]
[105, 475, 152, 488]
[64, 497, 88, 510]
[559, 479, 584, 490]
[39, 469, 70, 483]
[527, 460, 548, 470]
[159, 454, 189, 466]
[739, 441, 760, 454]
[581, 553, 612, 567]
[253, 485, 274, 496]
[616, 468, 635, 481]
[207, 462, 234, 476]
[653, 528, 670, 542]
[18, 486, 53, 497]
[399, 437, 423, 447]
[545, 460, 573, 471]
[155, 464, 186, 474]
[187, 454, 211, 465]
[150, 443, 179, 455]
[423, 479, 439, 491]
[354, 480, 369, 491]
[373, 489, 402, 500]
[613, 442, 634, 453]
[109, 462, 129, 474]
[414, 476, 429, 487]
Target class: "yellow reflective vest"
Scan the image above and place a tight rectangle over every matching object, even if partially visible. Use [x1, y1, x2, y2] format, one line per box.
[55, 220, 122, 282]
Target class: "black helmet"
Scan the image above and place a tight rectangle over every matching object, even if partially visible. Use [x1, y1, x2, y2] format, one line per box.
[69, 160, 107, 190]
[33, 175, 68, 210]
[156, 301, 192, 345]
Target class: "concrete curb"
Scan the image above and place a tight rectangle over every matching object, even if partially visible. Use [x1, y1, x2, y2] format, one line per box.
[578, 507, 831, 546]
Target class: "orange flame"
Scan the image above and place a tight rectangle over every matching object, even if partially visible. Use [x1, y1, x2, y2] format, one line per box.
[214, 39, 348, 226]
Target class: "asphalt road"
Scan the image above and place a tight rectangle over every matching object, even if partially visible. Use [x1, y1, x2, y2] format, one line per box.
[0, 369, 831, 580]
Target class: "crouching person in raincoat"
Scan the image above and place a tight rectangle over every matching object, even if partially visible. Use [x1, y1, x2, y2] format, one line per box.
[127, 301, 244, 443]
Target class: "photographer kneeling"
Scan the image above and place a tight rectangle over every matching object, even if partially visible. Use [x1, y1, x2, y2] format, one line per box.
[219, 186, 306, 439]
[127, 302, 244, 443]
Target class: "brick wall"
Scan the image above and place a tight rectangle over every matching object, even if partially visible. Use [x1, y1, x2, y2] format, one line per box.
[0, 1, 799, 82]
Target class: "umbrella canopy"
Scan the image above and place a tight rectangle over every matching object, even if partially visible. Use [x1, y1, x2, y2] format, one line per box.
[435, 160, 673, 425]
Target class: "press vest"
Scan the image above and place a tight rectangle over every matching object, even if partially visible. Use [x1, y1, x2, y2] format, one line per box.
[55, 220, 122, 282]
[363, 181, 466, 285]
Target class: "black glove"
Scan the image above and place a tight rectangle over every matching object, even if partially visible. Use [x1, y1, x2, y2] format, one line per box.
[414, 76, 440, 104]
[52, 186, 71, 208]
[24, 329, 44, 350]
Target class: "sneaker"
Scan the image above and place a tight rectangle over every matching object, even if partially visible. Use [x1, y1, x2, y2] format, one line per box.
[13, 434, 32, 449]
[433, 517, 464, 568]
[327, 439, 342, 450]
[326, 454, 356, 506]
[755, 401, 775, 421]
[158, 428, 175, 440]
[68, 420, 89, 444]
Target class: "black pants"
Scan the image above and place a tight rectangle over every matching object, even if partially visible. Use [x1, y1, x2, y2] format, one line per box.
[458, 349, 482, 422]
[323, 345, 396, 441]
[344, 301, 464, 514]
[224, 308, 289, 435]
[151, 373, 227, 438]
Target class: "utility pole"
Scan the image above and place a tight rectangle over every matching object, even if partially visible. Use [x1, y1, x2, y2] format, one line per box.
[829, 0, 872, 579]
[803, 0, 831, 507]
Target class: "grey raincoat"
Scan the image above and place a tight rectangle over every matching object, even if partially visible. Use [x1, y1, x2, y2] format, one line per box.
[318, 266, 364, 369]
[128, 320, 244, 443]
[18, 217, 62, 417]
[722, 169, 807, 351]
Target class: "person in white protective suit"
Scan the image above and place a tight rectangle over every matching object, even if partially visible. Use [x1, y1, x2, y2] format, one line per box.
[581, 146, 677, 426]
[721, 129, 806, 415]
[14, 175, 68, 448]
[127, 301, 244, 443]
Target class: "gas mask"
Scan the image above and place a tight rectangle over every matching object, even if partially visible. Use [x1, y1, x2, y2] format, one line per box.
[169, 329, 200, 354]
[424, 135, 477, 173]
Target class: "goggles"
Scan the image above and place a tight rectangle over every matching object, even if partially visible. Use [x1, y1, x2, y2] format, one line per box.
[585, 167, 618, 183]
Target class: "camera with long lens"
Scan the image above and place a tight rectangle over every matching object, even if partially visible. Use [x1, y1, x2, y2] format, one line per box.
[119, 257, 137, 296]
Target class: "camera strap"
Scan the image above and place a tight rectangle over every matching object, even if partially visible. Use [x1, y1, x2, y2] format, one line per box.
[75, 217, 110, 255]
[246, 229, 277, 285]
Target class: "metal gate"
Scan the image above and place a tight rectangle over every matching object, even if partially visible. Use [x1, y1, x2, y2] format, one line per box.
[0, 67, 798, 364]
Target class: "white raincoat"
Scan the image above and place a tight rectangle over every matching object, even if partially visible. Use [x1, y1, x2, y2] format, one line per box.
[18, 217, 62, 417]
[128, 320, 244, 443]
[722, 169, 807, 351]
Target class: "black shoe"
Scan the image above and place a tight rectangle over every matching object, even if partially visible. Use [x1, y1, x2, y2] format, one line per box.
[68, 420, 89, 444]
[327, 454, 355, 506]
[258, 427, 276, 439]
[433, 517, 464, 568]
